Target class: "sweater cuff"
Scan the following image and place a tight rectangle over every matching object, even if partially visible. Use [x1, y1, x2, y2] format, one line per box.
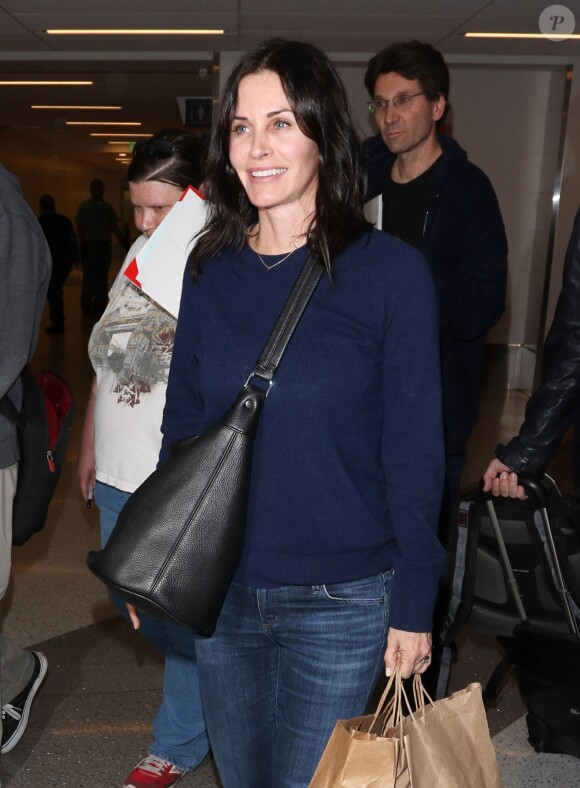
[388, 563, 443, 633]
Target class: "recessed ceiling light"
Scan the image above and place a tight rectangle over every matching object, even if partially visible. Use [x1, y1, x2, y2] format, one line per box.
[0, 80, 92, 85]
[32, 105, 122, 110]
[66, 121, 141, 126]
[46, 29, 224, 35]
[91, 133, 151, 137]
[465, 32, 580, 39]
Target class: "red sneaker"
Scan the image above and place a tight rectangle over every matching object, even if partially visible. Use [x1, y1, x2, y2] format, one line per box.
[124, 755, 186, 787]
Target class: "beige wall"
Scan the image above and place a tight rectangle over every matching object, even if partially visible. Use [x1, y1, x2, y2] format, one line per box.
[546, 58, 580, 335]
[448, 65, 566, 348]
[0, 128, 125, 226]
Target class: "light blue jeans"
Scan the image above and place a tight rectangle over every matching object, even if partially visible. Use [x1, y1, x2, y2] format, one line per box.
[195, 571, 394, 787]
[96, 481, 209, 772]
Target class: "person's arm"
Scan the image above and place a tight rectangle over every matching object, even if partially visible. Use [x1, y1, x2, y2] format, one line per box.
[488, 208, 580, 485]
[77, 377, 97, 500]
[112, 222, 124, 246]
[482, 208, 580, 497]
[105, 202, 124, 246]
[68, 220, 80, 263]
[380, 246, 446, 678]
[159, 270, 205, 466]
[0, 194, 51, 398]
[75, 203, 85, 246]
[435, 170, 508, 342]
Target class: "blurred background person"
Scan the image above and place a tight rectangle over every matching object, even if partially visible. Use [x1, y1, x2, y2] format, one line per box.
[76, 178, 123, 319]
[38, 193, 79, 335]
[77, 130, 209, 788]
[0, 162, 51, 755]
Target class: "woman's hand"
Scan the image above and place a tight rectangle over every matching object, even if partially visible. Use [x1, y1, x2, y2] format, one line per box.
[482, 458, 527, 499]
[384, 628, 432, 679]
[127, 604, 141, 630]
[77, 440, 96, 501]
[77, 377, 97, 500]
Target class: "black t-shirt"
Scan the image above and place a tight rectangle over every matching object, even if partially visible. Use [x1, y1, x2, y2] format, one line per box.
[381, 158, 440, 250]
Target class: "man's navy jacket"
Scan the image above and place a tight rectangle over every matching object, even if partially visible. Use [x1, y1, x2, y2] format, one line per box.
[363, 133, 508, 455]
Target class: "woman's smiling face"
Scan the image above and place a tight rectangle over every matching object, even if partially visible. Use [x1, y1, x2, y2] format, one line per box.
[228, 69, 319, 222]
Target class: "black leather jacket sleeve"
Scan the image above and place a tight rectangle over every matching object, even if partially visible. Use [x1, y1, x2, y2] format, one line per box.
[497, 207, 580, 477]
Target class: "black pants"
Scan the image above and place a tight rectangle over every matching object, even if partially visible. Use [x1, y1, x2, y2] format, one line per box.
[80, 242, 111, 316]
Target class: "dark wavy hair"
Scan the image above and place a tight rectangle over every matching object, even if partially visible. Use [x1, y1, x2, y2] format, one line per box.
[190, 38, 370, 278]
[127, 128, 206, 190]
[364, 40, 449, 104]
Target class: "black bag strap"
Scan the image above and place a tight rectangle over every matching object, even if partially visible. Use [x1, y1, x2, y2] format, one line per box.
[251, 253, 323, 383]
[0, 386, 21, 427]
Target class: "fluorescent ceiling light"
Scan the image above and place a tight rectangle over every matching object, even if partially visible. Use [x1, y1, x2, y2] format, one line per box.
[46, 29, 224, 35]
[66, 121, 141, 126]
[107, 141, 132, 145]
[0, 80, 92, 85]
[32, 105, 122, 110]
[91, 133, 151, 137]
[466, 32, 580, 39]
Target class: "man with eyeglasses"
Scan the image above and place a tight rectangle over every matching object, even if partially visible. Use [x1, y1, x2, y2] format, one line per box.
[363, 40, 508, 698]
[364, 40, 507, 533]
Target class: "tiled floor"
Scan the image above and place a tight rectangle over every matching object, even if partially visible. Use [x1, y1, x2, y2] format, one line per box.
[1, 267, 580, 786]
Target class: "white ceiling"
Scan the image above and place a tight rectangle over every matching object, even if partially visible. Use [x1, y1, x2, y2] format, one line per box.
[0, 0, 578, 170]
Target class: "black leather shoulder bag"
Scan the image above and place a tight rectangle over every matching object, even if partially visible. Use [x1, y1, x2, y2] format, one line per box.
[87, 253, 323, 636]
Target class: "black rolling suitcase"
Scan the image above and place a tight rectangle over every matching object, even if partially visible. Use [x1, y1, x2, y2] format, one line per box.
[501, 624, 580, 757]
[440, 476, 580, 757]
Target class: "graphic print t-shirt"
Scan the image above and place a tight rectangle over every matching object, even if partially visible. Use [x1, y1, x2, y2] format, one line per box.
[89, 235, 178, 492]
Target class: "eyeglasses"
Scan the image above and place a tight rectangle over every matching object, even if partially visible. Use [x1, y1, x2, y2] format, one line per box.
[132, 139, 180, 159]
[367, 91, 426, 115]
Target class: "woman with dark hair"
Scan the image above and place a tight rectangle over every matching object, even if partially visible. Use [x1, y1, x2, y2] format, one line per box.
[160, 40, 445, 787]
[77, 130, 209, 788]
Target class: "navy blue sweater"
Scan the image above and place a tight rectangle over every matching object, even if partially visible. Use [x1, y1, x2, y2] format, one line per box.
[160, 230, 445, 632]
[364, 134, 508, 454]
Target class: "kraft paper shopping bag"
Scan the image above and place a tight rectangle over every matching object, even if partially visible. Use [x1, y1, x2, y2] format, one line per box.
[403, 677, 503, 788]
[309, 666, 411, 788]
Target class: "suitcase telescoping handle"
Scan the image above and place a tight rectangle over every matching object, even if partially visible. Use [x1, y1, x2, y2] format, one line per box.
[483, 490, 529, 626]
[520, 477, 580, 636]
[485, 477, 580, 636]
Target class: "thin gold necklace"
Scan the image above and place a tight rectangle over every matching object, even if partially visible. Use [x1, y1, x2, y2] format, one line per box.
[256, 247, 297, 271]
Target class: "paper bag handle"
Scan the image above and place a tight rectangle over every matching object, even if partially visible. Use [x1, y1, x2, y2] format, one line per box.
[412, 673, 436, 714]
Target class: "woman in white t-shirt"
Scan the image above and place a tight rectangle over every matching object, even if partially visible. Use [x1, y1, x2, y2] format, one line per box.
[77, 130, 209, 788]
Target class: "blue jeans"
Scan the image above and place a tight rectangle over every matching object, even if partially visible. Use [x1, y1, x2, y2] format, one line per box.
[96, 481, 209, 771]
[195, 572, 394, 788]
